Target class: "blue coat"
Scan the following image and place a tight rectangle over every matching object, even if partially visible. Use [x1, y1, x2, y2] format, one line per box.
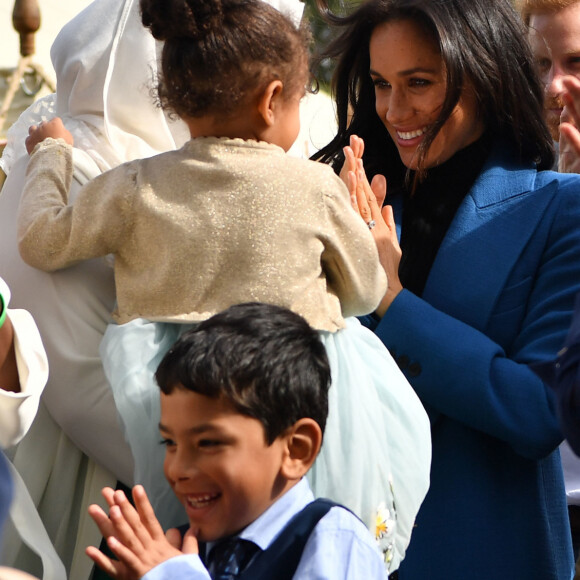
[0, 452, 13, 547]
[362, 142, 580, 579]
[534, 292, 580, 457]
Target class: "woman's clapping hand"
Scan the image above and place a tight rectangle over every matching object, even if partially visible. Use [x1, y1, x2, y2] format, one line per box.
[341, 135, 403, 316]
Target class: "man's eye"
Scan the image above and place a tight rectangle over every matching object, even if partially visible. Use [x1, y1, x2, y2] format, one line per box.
[536, 58, 551, 72]
[160, 438, 175, 447]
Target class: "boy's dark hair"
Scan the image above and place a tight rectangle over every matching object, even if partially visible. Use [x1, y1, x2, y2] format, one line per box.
[155, 302, 330, 445]
[140, 0, 311, 119]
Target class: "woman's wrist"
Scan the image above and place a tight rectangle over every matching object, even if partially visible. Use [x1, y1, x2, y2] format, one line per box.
[375, 286, 402, 319]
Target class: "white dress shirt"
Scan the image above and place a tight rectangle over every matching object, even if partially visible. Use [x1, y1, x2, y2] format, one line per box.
[144, 478, 389, 580]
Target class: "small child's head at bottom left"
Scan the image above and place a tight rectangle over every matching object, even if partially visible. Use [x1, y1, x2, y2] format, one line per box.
[154, 302, 331, 542]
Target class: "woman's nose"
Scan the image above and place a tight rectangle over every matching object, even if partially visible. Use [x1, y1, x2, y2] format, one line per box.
[385, 89, 413, 125]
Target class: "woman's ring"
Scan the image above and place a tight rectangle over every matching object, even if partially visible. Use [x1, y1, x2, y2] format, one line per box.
[367, 220, 376, 230]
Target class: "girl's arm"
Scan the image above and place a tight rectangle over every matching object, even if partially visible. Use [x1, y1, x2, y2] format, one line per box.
[18, 138, 134, 271]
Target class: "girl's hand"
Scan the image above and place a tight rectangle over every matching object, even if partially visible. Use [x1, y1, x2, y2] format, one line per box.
[25, 118, 73, 155]
[345, 140, 403, 317]
[85, 485, 198, 579]
[340, 134, 365, 188]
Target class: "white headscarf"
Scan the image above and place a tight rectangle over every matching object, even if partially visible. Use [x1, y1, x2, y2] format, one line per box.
[0, 0, 304, 175]
[0, 0, 189, 176]
[267, 0, 305, 26]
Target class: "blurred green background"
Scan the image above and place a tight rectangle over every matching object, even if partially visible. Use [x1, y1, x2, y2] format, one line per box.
[304, 0, 355, 90]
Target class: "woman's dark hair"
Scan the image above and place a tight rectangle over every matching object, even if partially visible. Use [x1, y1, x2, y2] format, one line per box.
[311, 0, 554, 183]
[140, 0, 310, 119]
[155, 302, 331, 445]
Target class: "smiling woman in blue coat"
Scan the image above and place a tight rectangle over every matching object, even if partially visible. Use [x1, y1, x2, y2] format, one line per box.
[312, 0, 580, 578]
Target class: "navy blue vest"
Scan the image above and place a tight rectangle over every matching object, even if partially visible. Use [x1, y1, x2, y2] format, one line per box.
[181, 498, 342, 579]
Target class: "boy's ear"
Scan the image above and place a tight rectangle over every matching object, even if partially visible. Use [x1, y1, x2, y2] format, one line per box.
[257, 80, 284, 127]
[280, 418, 322, 480]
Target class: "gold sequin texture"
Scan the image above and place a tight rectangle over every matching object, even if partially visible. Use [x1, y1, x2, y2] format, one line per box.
[19, 136, 387, 331]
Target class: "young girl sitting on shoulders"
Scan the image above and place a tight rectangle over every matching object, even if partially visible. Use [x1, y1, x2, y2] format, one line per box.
[17, 0, 430, 572]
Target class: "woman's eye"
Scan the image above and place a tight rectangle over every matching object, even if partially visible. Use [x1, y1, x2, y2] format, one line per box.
[372, 78, 390, 90]
[409, 78, 430, 88]
[199, 439, 222, 448]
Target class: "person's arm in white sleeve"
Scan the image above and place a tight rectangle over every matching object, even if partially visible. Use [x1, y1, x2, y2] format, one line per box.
[0, 277, 48, 448]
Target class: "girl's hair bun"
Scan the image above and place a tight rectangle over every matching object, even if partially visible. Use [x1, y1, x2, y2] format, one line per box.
[141, 0, 235, 41]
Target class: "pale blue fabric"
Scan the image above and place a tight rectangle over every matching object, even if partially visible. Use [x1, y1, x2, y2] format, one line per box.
[100, 316, 430, 570]
[143, 478, 388, 580]
[100, 318, 189, 530]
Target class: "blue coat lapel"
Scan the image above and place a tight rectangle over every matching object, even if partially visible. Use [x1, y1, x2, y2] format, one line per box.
[390, 143, 559, 332]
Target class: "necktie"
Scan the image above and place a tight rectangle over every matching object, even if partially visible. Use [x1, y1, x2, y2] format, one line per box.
[207, 537, 260, 580]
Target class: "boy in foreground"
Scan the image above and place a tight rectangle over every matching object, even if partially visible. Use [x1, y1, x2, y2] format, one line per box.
[85, 302, 389, 579]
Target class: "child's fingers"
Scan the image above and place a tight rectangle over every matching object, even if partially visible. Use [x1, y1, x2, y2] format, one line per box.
[347, 171, 358, 212]
[105, 536, 148, 579]
[102, 486, 117, 508]
[355, 170, 371, 224]
[182, 527, 200, 555]
[165, 528, 183, 550]
[85, 546, 125, 579]
[131, 485, 166, 538]
[88, 504, 117, 539]
[339, 145, 357, 185]
[350, 134, 364, 159]
[111, 489, 165, 549]
[107, 504, 148, 554]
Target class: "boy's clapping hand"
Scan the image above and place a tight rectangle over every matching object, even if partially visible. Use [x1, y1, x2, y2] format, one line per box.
[86, 485, 198, 580]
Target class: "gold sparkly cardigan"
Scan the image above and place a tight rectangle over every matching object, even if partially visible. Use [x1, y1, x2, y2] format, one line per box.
[19, 137, 386, 332]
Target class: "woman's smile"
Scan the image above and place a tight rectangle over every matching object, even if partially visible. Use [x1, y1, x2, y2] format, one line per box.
[396, 127, 428, 141]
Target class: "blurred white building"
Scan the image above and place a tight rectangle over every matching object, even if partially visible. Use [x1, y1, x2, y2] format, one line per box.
[0, 0, 337, 154]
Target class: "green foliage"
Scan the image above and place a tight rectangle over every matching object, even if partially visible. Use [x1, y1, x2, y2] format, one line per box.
[303, 0, 356, 90]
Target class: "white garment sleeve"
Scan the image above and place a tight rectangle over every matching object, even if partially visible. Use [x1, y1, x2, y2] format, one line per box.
[0, 309, 48, 448]
[142, 555, 211, 580]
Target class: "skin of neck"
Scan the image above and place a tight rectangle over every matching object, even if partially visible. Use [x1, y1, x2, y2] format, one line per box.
[184, 100, 269, 143]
